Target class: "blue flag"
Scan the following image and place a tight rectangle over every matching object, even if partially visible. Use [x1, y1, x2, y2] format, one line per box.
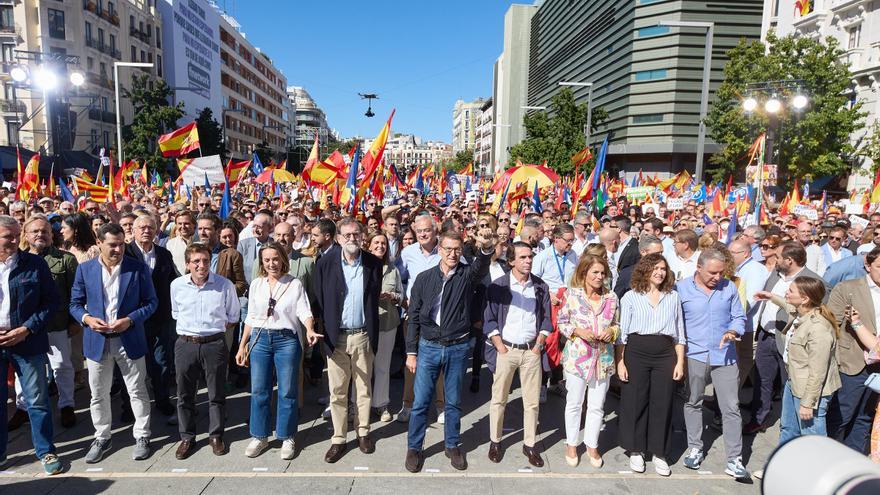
[532, 181, 542, 213]
[59, 179, 76, 203]
[252, 153, 265, 176]
[727, 207, 738, 246]
[219, 179, 231, 220]
[592, 136, 609, 191]
[345, 145, 361, 213]
[204, 172, 212, 195]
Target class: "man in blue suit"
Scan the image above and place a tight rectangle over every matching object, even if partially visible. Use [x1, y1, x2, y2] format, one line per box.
[0, 215, 62, 475]
[70, 223, 158, 464]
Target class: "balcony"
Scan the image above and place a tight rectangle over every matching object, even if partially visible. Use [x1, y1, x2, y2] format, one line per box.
[0, 22, 20, 40]
[129, 27, 151, 44]
[85, 38, 122, 60]
[842, 47, 865, 70]
[88, 108, 117, 123]
[87, 72, 114, 89]
[83, 0, 120, 27]
[0, 99, 25, 113]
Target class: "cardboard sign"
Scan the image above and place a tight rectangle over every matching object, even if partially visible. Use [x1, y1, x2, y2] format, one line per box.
[845, 202, 865, 214]
[667, 198, 684, 210]
[849, 215, 870, 230]
[625, 186, 654, 202]
[642, 203, 660, 216]
[792, 204, 818, 220]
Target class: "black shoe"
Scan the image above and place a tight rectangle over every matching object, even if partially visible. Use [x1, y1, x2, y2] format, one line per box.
[6, 409, 29, 431]
[405, 449, 424, 473]
[60, 406, 77, 428]
[445, 447, 467, 470]
[488, 442, 502, 463]
[469, 378, 480, 393]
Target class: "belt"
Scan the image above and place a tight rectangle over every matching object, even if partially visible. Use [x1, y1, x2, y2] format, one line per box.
[341, 327, 366, 335]
[178, 333, 225, 344]
[103, 332, 122, 339]
[502, 339, 536, 350]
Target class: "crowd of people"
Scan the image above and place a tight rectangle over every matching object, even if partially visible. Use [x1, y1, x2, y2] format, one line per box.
[1, 184, 879, 480]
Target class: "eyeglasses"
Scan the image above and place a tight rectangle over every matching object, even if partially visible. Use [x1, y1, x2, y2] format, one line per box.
[340, 232, 362, 239]
[440, 246, 462, 254]
[267, 297, 277, 317]
[499, 218, 510, 223]
[759, 243, 776, 249]
[828, 236, 844, 241]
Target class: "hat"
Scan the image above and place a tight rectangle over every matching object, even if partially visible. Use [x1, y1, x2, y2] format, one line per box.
[38, 197, 53, 204]
[785, 220, 799, 228]
[599, 215, 612, 222]
[662, 226, 674, 234]
[837, 219, 851, 228]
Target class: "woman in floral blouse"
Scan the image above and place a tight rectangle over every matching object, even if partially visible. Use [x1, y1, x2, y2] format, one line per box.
[557, 252, 619, 468]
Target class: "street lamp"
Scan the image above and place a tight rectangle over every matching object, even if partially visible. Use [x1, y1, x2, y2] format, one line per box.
[114, 62, 153, 165]
[559, 81, 594, 149]
[658, 20, 714, 182]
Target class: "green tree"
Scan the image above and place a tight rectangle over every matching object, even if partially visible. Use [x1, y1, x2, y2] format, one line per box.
[122, 74, 184, 173]
[507, 87, 608, 176]
[193, 107, 223, 157]
[706, 32, 865, 183]
[862, 121, 880, 174]
[445, 149, 473, 173]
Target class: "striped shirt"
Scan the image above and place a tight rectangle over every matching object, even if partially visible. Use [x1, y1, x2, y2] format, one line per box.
[618, 290, 686, 345]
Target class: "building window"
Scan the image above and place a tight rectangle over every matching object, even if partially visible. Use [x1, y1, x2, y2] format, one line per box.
[103, 130, 110, 149]
[0, 6, 12, 30]
[156, 27, 161, 48]
[108, 1, 115, 16]
[633, 114, 664, 124]
[48, 9, 65, 40]
[1, 44, 14, 63]
[637, 26, 669, 37]
[110, 34, 116, 52]
[6, 118, 20, 146]
[848, 25, 861, 49]
[131, 46, 136, 61]
[85, 22, 92, 43]
[87, 57, 94, 70]
[91, 129, 98, 148]
[634, 69, 667, 81]
[157, 54, 162, 77]
[98, 28, 104, 48]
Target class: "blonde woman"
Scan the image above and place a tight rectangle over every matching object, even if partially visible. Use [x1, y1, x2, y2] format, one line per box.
[557, 253, 619, 468]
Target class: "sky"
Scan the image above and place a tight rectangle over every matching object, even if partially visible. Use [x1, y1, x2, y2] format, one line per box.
[221, 0, 512, 143]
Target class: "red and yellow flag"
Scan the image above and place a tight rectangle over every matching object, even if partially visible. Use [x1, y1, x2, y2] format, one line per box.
[72, 176, 111, 203]
[359, 110, 395, 186]
[225, 159, 250, 188]
[19, 154, 40, 200]
[158, 122, 201, 157]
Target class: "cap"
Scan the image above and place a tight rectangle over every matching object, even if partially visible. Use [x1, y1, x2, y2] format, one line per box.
[662, 226, 674, 234]
[38, 197, 53, 204]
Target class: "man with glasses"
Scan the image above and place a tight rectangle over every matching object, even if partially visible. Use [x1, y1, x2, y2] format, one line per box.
[314, 218, 382, 463]
[857, 225, 880, 255]
[383, 213, 402, 263]
[82, 200, 100, 216]
[796, 221, 824, 275]
[668, 229, 701, 281]
[196, 197, 213, 214]
[819, 226, 852, 276]
[571, 211, 592, 257]
[404, 228, 496, 472]
[741, 225, 766, 263]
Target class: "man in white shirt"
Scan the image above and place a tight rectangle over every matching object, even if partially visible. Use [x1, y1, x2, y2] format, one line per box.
[532, 223, 577, 302]
[729, 238, 769, 391]
[668, 229, 701, 281]
[797, 221, 825, 275]
[570, 211, 593, 257]
[598, 227, 620, 287]
[483, 242, 552, 468]
[165, 210, 196, 275]
[170, 244, 240, 460]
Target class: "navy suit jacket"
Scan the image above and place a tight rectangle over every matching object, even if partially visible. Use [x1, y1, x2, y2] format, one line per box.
[125, 242, 178, 324]
[482, 272, 552, 373]
[5, 251, 59, 356]
[69, 256, 158, 362]
[314, 245, 382, 354]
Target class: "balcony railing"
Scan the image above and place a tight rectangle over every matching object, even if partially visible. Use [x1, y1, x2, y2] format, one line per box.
[0, 99, 25, 113]
[129, 27, 151, 44]
[83, 0, 120, 26]
[87, 71, 114, 89]
[85, 37, 122, 59]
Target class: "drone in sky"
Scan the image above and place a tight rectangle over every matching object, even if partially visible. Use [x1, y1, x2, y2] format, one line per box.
[359, 93, 379, 117]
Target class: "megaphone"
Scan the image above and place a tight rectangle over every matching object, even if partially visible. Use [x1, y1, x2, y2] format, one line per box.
[762, 435, 880, 494]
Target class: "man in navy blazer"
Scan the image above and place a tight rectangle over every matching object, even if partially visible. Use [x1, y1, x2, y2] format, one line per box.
[124, 214, 179, 417]
[0, 215, 63, 474]
[482, 241, 552, 468]
[70, 223, 158, 464]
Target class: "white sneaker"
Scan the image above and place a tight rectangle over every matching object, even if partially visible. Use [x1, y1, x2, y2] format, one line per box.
[653, 456, 671, 477]
[436, 408, 445, 424]
[539, 386, 547, 404]
[396, 407, 411, 423]
[380, 408, 393, 422]
[629, 453, 646, 473]
[245, 437, 269, 458]
[321, 406, 332, 420]
[280, 439, 295, 460]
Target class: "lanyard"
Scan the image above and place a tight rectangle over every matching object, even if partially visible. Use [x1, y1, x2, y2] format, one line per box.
[553, 250, 567, 282]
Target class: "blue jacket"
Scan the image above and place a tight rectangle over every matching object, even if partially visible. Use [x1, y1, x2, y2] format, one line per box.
[69, 256, 158, 362]
[4, 251, 59, 356]
[482, 272, 552, 373]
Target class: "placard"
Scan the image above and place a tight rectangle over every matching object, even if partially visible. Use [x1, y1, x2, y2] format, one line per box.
[845, 202, 865, 214]
[625, 186, 654, 202]
[849, 215, 870, 230]
[666, 198, 684, 210]
[792, 204, 818, 220]
[642, 203, 659, 216]
[746, 164, 778, 185]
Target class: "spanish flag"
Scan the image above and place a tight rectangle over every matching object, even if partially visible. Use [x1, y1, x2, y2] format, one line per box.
[158, 122, 200, 158]
[225, 159, 250, 188]
[359, 110, 395, 187]
[19, 154, 40, 200]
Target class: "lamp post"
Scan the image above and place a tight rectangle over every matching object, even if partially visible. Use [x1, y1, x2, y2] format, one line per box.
[559, 81, 594, 150]
[657, 20, 714, 182]
[114, 62, 153, 165]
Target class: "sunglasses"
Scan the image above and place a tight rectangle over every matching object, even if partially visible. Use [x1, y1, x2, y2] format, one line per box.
[267, 297, 277, 317]
[760, 243, 776, 249]
[829, 236, 844, 241]
[499, 218, 510, 223]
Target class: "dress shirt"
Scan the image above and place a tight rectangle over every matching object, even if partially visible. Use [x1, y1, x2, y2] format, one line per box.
[805, 243, 823, 275]
[751, 243, 765, 263]
[823, 254, 866, 287]
[619, 290, 686, 345]
[400, 242, 440, 299]
[572, 236, 590, 257]
[661, 236, 676, 260]
[135, 242, 156, 272]
[531, 246, 577, 292]
[759, 268, 804, 334]
[98, 257, 121, 323]
[676, 277, 746, 366]
[668, 249, 701, 281]
[430, 267, 457, 326]
[340, 251, 365, 329]
[489, 261, 506, 282]
[736, 257, 770, 332]
[244, 274, 313, 331]
[171, 273, 240, 336]
[166, 236, 190, 275]
[0, 253, 18, 329]
[291, 234, 310, 251]
[488, 275, 540, 344]
[867, 275, 880, 332]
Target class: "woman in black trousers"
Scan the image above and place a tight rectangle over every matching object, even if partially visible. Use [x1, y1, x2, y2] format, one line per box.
[615, 253, 686, 476]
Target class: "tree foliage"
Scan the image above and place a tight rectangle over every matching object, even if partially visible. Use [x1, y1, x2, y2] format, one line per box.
[444, 149, 473, 173]
[122, 74, 184, 173]
[862, 121, 880, 174]
[194, 107, 223, 158]
[705, 32, 865, 183]
[507, 88, 608, 176]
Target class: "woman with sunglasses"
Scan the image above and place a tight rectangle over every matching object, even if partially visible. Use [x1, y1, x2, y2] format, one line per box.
[236, 242, 322, 460]
[759, 235, 781, 272]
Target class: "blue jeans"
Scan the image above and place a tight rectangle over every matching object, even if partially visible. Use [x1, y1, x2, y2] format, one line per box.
[407, 339, 469, 451]
[779, 380, 831, 446]
[249, 328, 301, 440]
[828, 368, 877, 453]
[0, 350, 55, 459]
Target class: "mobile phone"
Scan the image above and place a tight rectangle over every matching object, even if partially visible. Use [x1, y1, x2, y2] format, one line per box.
[846, 293, 854, 321]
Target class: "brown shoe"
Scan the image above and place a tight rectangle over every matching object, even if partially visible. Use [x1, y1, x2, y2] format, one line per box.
[488, 442, 502, 463]
[405, 449, 423, 473]
[445, 447, 467, 471]
[209, 437, 227, 456]
[175, 439, 196, 460]
[6, 409, 28, 431]
[358, 435, 375, 454]
[60, 406, 76, 428]
[522, 445, 544, 468]
[324, 443, 346, 463]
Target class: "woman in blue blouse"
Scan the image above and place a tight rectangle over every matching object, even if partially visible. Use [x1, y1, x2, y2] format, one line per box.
[616, 253, 686, 476]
